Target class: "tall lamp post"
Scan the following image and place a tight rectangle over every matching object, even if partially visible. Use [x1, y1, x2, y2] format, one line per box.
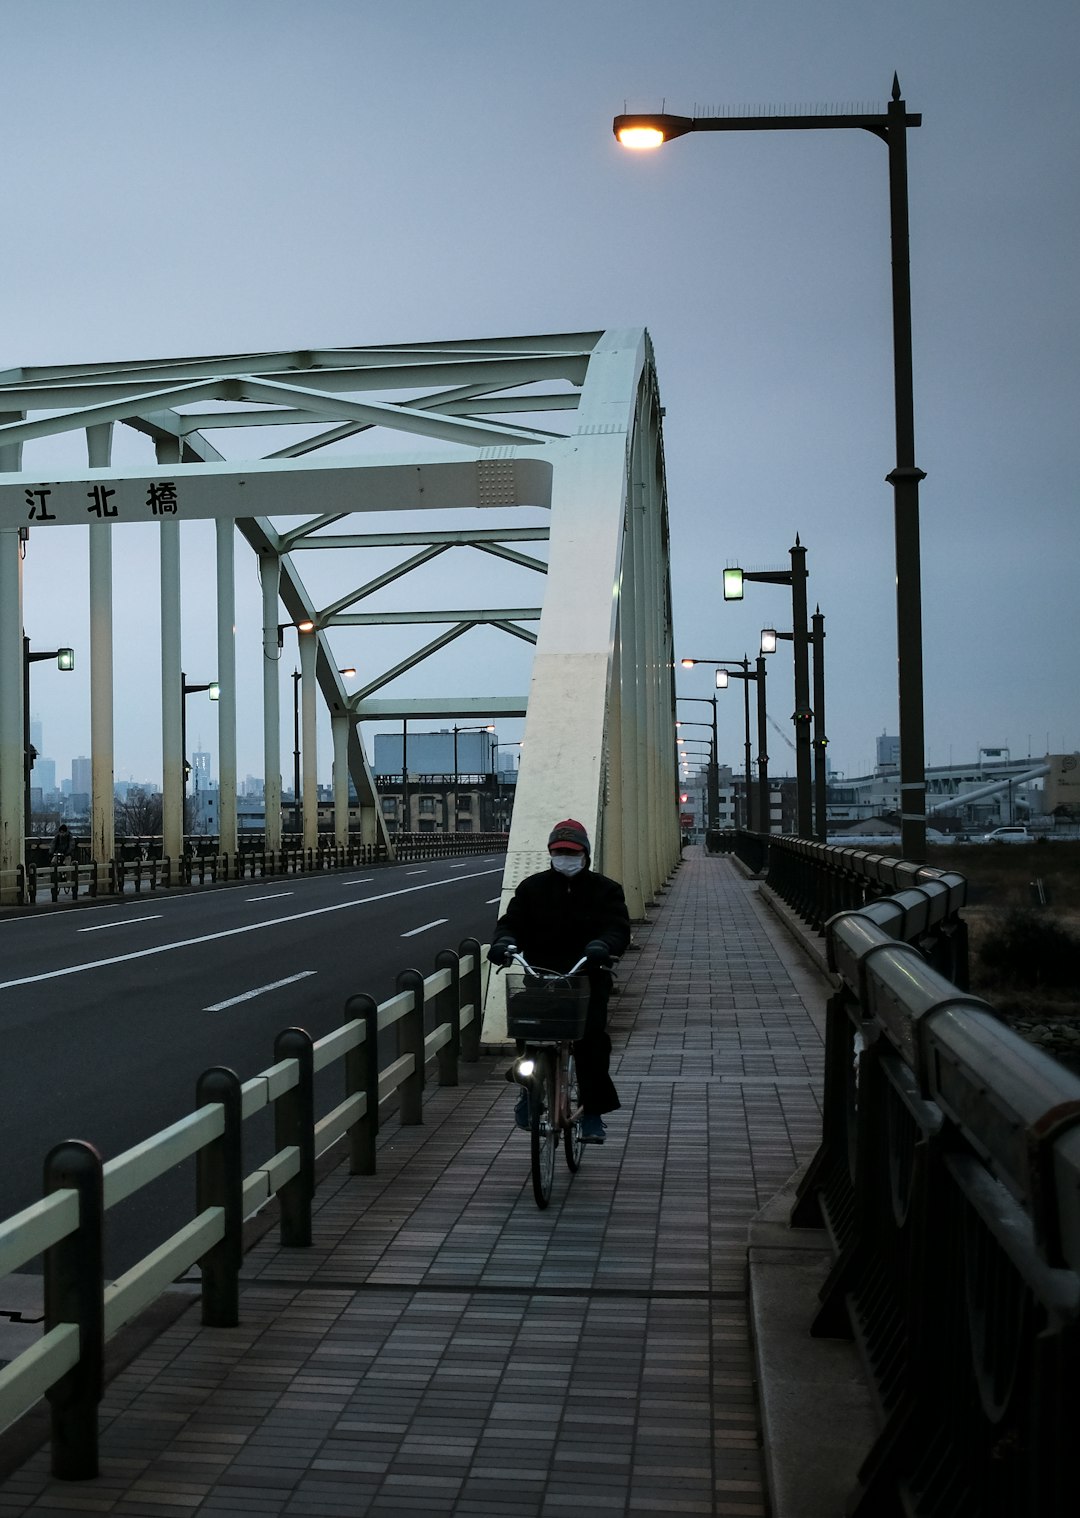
[676, 709, 719, 830]
[723, 540, 812, 837]
[451, 724, 495, 833]
[24, 639, 75, 836]
[181, 673, 219, 831]
[682, 657, 766, 831]
[615, 79, 927, 858]
[761, 610, 828, 841]
[676, 732, 714, 838]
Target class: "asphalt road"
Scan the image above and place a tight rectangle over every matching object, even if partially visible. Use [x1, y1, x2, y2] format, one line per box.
[0, 853, 506, 1277]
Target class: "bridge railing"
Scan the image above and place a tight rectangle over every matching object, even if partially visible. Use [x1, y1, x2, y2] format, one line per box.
[12, 834, 508, 905]
[0, 935, 487, 1479]
[791, 893, 1080, 1516]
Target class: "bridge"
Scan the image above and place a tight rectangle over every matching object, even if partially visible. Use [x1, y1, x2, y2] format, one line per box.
[0, 328, 679, 921]
[1, 331, 1078, 1515]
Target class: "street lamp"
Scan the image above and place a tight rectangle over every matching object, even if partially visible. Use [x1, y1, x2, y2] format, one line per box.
[682, 656, 766, 830]
[759, 609, 829, 841]
[723, 539, 811, 837]
[452, 724, 495, 833]
[181, 673, 219, 821]
[616, 79, 927, 858]
[23, 639, 75, 834]
[676, 702, 720, 831]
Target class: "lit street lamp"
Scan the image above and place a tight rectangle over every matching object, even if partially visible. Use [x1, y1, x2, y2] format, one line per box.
[23, 638, 75, 834]
[676, 707, 719, 831]
[759, 609, 829, 841]
[682, 657, 767, 830]
[616, 79, 927, 858]
[723, 539, 812, 837]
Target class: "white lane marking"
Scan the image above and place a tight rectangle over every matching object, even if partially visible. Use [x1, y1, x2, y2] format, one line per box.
[485, 897, 502, 905]
[245, 892, 293, 902]
[0, 869, 503, 990]
[401, 918, 448, 938]
[204, 970, 317, 1012]
[450, 863, 471, 870]
[78, 915, 163, 934]
[405, 869, 427, 875]
[342, 877, 374, 885]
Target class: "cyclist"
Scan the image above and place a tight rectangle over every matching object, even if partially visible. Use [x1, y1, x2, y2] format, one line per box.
[51, 823, 73, 864]
[489, 818, 630, 1144]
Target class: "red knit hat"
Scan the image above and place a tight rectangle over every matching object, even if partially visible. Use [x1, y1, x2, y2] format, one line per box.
[548, 818, 590, 855]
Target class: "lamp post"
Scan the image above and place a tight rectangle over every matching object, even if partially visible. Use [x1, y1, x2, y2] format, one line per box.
[615, 79, 927, 858]
[676, 709, 719, 831]
[291, 669, 301, 834]
[681, 657, 765, 831]
[759, 610, 828, 841]
[677, 733, 714, 839]
[180, 673, 219, 827]
[23, 639, 75, 835]
[451, 724, 495, 833]
[723, 539, 812, 837]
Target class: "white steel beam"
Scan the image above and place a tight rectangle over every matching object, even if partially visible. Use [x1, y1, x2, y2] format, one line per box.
[216, 520, 237, 858]
[87, 423, 115, 869]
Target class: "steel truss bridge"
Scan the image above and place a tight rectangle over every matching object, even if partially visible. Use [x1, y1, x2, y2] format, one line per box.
[0, 328, 680, 926]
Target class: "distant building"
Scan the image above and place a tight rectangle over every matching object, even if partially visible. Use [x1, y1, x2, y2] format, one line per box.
[373, 729, 500, 777]
[72, 756, 92, 795]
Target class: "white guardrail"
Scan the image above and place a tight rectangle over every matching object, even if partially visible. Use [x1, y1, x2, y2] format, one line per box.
[0, 937, 485, 1480]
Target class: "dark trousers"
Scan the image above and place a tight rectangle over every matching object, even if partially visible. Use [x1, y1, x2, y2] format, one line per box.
[574, 993, 620, 1115]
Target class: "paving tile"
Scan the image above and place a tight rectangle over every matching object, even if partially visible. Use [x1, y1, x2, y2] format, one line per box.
[0, 851, 818, 1517]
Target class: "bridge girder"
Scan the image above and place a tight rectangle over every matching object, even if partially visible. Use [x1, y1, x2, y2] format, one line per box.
[0, 330, 678, 919]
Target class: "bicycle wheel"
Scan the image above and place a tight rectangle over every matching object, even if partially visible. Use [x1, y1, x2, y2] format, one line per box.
[530, 1050, 557, 1209]
[563, 1050, 584, 1172]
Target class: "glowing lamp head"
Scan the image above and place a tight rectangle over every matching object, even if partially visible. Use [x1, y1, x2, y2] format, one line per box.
[617, 124, 665, 149]
[715, 669, 729, 690]
[760, 629, 778, 655]
[208, 681, 220, 701]
[56, 648, 75, 671]
[723, 568, 744, 601]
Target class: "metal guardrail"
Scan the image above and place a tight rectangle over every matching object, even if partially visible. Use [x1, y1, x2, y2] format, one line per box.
[0, 935, 486, 1479]
[791, 895, 1080, 1515]
[10, 834, 509, 906]
[715, 828, 970, 983]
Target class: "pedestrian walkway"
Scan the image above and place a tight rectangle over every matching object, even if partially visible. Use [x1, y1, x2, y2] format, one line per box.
[0, 849, 832, 1517]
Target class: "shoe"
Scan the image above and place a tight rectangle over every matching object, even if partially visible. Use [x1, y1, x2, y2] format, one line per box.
[580, 1113, 606, 1144]
[514, 1090, 530, 1130]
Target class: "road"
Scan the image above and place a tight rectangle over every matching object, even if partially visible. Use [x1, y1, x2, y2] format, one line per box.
[0, 853, 506, 1278]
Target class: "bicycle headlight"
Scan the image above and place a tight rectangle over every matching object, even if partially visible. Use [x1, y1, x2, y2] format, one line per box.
[515, 1057, 535, 1080]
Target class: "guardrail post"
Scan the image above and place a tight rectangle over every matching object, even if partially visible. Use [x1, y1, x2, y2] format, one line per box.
[274, 1027, 315, 1247]
[43, 1139, 104, 1481]
[345, 994, 380, 1173]
[458, 936, 482, 1061]
[195, 1066, 242, 1327]
[396, 968, 425, 1124]
[434, 949, 460, 1086]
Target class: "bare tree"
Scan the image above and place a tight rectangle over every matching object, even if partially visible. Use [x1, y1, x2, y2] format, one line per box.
[115, 790, 163, 837]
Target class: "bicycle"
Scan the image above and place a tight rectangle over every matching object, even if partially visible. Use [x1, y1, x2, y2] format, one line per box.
[501, 952, 591, 1209]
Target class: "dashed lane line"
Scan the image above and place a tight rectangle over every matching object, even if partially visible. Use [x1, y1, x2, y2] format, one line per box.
[401, 918, 449, 938]
[204, 971, 317, 1012]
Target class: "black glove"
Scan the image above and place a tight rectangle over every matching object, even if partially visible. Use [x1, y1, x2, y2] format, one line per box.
[489, 940, 517, 967]
[584, 939, 611, 966]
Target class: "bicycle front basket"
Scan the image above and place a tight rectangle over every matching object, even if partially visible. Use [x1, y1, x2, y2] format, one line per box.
[505, 971, 590, 1040]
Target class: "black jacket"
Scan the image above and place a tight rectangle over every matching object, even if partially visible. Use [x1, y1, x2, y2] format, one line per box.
[493, 866, 631, 977]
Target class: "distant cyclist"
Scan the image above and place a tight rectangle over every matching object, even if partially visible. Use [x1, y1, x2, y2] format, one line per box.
[489, 818, 630, 1144]
[51, 823, 73, 864]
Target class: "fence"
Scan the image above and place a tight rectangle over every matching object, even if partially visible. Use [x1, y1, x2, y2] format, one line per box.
[10, 833, 508, 906]
[0, 936, 486, 1480]
[790, 881, 1080, 1515]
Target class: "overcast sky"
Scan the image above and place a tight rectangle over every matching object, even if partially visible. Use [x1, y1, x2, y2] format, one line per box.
[8, 0, 1078, 790]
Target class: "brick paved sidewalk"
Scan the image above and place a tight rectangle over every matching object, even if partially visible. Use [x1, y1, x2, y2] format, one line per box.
[0, 848, 827, 1517]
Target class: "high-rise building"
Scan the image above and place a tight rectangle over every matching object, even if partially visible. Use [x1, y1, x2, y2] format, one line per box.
[72, 756, 92, 795]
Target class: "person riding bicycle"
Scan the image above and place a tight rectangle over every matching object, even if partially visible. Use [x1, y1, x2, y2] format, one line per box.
[51, 823, 73, 864]
[489, 818, 630, 1144]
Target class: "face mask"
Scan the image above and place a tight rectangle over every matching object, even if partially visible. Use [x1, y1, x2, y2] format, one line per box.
[550, 853, 585, 877]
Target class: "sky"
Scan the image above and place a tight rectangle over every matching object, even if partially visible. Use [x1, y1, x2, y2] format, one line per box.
[7, 0, 1079, 791]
